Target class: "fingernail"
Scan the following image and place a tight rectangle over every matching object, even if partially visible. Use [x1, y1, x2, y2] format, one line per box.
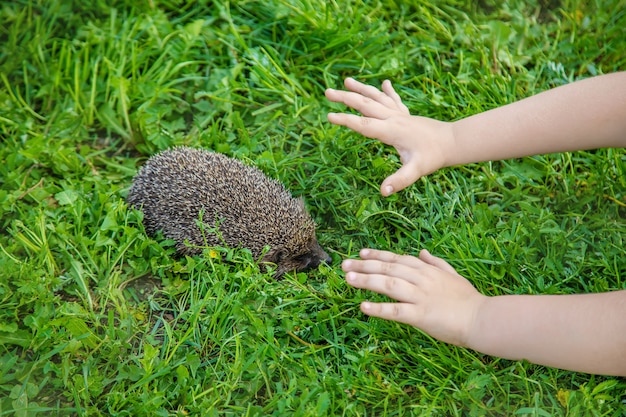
[384, 185, 393, 195]
[342, 259, 352, 269]
[360, 248, 370, 257]
[346, 272, 356, 283]
[361, 302, 371, 311]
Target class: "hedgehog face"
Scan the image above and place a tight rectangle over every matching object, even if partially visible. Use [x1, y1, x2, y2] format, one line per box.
[264, 238, 332, 278]
[258, 197, 331, 277]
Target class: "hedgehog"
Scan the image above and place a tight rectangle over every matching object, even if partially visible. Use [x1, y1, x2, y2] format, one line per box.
[127, 146, 331, 277]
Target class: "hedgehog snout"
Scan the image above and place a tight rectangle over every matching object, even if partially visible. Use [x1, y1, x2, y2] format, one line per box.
[321, 251, 332, 266]
[307, 243, 332, 269]
[306, 254, 332, 269]
[290, 244, 330, 270]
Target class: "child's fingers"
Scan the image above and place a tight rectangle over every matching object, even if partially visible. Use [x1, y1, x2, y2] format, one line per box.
[342, 258, 414, 277]
[343, 77, 399, 109]
[325, 88, 395, 119]
[345, 271, 420, 303]
[342, 257, 428, 288]
[418, 249, 458, 275]
[327, 112, 396, 144]
[358, 248, 424, 269]
[360, 301, 420, 326]
[356, 249, 458, 278]
[381, 80, 409, 114]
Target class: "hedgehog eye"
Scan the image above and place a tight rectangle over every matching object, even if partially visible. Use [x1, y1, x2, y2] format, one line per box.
[294, 253, 312, 266]
[270, 249, 285, 264]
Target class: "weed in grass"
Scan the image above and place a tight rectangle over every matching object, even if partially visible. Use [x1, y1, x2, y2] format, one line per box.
[1, 0, 625, 416]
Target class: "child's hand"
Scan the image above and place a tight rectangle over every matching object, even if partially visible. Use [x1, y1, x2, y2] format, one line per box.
[342, 248, 486, 347]
[325, 78, 454, 196]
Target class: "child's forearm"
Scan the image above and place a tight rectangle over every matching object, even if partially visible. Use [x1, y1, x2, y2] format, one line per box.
[467, 290, 626, 376]
[448, 72, 626, 167]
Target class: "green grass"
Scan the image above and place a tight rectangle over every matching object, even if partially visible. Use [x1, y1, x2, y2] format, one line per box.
[1, 0, 625, 415]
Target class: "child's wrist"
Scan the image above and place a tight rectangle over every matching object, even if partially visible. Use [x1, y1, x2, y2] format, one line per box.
[461, 293, 490, 350]
[442, 120, 462, 168]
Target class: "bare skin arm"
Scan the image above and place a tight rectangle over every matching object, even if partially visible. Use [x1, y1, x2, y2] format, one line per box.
[326, 72, 626, 195]
[342, 249, 626, 376]
[328, 73, 626, 375]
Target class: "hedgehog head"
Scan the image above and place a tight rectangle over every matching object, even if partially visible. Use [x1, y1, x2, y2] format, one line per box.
[261, 198, 331, 277]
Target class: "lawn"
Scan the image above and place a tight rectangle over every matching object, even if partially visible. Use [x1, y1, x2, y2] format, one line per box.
[1, 0, 625, 415]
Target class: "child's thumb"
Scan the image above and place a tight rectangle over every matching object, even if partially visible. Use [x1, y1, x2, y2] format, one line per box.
[380, 163, 421, 196]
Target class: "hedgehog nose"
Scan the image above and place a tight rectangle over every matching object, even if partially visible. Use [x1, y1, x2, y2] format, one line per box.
[307, 250, 332, 270]
[319, 249, 332, 265]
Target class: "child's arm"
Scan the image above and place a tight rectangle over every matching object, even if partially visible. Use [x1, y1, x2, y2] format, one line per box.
[326, 72, 626, 196]
[330, 74, 626, 375]
[469, 290, 626, 376]
[342, 249, 626, 376]
[449, 71, 626, 163]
